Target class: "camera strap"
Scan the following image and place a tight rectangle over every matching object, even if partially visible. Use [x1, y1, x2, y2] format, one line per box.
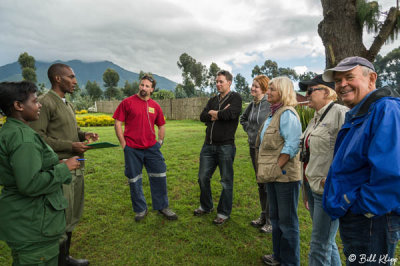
[303, 102, 335, 157]
[318, 102, 335, 124]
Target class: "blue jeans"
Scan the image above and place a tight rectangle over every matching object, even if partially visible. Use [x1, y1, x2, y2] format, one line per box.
[124, 143, 169, 213]
[308, 192, 341, 266]
[303, 180, 314, 217]
[198, 144, 235, 218]
[266, 181, 300, 266]
[340, 211, 400, 266]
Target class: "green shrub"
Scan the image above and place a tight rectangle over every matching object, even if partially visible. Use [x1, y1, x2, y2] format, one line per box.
[295, 105, 315, 131]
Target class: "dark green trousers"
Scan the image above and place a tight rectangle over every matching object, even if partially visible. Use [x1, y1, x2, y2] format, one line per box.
[63, 168, 85, 233]
[7, 240, 59, 266]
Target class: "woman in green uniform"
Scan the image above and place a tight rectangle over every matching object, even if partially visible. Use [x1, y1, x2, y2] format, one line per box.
[0, 81, 80, 266]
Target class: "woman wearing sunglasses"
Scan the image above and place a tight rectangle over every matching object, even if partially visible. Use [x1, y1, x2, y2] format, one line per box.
[299, 75, 348, 266]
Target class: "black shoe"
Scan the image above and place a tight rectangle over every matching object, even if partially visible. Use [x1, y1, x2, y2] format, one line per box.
[65, 232, 89, 266]
[250, 217, 266, 228]
[259, 224, 273, 233]
[213, 216, 229, 225]
[159, 208, 178, 220]
[58, 240, 67, 266]
[262, 254, 280, 266]
[193, 207, 213, 216]
[135, 209, 148, 222]
[65, 255, 90, 266]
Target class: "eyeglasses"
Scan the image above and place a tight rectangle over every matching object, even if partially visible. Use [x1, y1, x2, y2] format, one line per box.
[307, 87, 324, 96]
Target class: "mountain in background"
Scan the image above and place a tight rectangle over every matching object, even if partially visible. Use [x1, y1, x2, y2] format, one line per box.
[0, 60, 177, 91]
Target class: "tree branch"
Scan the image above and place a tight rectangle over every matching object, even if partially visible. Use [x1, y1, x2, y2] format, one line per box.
[367, 7, 399, 61]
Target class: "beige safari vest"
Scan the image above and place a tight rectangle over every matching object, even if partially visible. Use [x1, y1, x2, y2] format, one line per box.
[255, 106, 301, 183]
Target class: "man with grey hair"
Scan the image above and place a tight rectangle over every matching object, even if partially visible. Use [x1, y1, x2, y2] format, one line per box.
[322, 56, 400, 265]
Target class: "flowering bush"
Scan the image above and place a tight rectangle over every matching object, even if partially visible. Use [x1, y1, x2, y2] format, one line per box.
[75, 110, 88, 114]
[76, 115, 114, 127]
[0, 116, 6, 127]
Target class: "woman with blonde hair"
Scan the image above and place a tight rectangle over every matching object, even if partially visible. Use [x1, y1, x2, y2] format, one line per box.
[240, 75, 272, 233]
[256, 76, 302, 266]
[299, 75, 348, 266]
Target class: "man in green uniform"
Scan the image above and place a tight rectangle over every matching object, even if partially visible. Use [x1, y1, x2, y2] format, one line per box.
[30, 63, 98, 266]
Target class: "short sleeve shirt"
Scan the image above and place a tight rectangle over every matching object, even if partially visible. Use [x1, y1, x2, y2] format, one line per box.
[113, 95, 165, 149]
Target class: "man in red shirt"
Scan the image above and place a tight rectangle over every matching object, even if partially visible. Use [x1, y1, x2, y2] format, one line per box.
[113, 75, 177, 221]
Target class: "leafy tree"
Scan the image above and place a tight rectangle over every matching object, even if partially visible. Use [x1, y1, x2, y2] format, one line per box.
[18, 52, 37, 83]
[177, 53, 208, 97]
[152, 89, 175, 100]
[319, 0, 400, 67]
[37, 83, 47, 95]
[375, 46, 400, 92]
[21, 68, 37, 83]
[234, 73, 251, 102]
[72, 94, 94, 111]
[182, 78, 196, 98]
[104, 87, 121, 100]
[103, 68, 120, 100]
[174, 84, 187, 98]
[122, 80, 139, 97]
[252, 59, 299, 80]
[85, 81, 103, 101]
[298, 71, 318, 81]
[139, 71, 154, 81]
[207, 62, 221, 96]
[18, 52, 35, 69]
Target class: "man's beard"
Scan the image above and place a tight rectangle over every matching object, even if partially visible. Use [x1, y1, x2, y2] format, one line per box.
[139, 90, 148, 97]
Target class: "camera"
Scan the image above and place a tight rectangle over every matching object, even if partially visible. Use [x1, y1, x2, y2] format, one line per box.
[299, 149, 310, 163]
[299, 138, 310, 163]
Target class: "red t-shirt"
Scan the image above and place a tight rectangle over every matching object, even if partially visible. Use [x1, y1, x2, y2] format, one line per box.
[113, 95, 165, 149]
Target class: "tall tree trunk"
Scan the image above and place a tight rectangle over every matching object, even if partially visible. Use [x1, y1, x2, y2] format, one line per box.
[318, 0, 367, 68]
[319, 0, 400, 68]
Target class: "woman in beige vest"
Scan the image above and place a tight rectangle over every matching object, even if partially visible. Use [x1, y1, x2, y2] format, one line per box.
[299, 75, 348, 266]
[256, 77, 302, 266]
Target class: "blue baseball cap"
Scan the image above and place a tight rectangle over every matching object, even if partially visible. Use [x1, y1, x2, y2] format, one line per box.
[322, 56, 375, 82]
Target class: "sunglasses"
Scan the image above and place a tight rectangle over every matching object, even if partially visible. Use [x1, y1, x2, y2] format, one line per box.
[307, 87, 324, 96]
[142, 75, 154, 83]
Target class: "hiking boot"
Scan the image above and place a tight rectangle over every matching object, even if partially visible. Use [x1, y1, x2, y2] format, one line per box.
[193, 207, 213, 216]
[260, 224, 272, 233]
[65, 256, 89, 266]
[250, 216, 266, 228]
[135, 209, 148, 222]
[213, 216, 229, 225]
[262, 254, 280, 265]
[159, 208, 178, 220]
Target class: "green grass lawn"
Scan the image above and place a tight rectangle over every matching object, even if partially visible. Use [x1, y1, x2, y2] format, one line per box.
[0, 120, 399, 265]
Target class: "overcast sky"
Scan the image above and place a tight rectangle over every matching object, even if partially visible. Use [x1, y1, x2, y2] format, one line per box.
[0, 0, 397, 84]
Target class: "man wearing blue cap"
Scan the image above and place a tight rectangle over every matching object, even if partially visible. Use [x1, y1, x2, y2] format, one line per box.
[322, 56, 400, 265]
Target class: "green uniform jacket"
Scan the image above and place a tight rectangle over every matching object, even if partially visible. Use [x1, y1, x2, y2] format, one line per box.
[0, 118, 72, 243]
[29, 90, 86, 160]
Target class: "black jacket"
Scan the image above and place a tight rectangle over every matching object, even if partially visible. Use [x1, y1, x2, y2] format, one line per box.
[200, 91, 242, 145]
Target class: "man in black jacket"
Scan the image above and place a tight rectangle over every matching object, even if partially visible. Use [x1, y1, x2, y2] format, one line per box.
[194, 70, 242, 225]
